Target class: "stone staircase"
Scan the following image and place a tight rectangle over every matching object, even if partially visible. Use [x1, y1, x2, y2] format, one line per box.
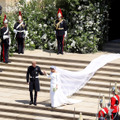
[0, 51, 120, 120]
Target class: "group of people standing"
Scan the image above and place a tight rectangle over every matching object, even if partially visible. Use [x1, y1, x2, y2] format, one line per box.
[0, 11, 27, 63]
[98, 83, 120, 120]
[0, 8, 67, 63]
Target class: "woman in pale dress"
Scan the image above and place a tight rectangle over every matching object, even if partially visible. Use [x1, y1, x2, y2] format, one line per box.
[46, 66, 70, 108]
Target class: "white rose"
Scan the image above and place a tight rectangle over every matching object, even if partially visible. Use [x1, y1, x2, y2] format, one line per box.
[39, 24, 42, 28]
[41, 34, 47, 39]
[78, 6, 81, 10]
[30, 41, 34, 44]
[43, 24, 47, 27]
[26, 44, 29, 47]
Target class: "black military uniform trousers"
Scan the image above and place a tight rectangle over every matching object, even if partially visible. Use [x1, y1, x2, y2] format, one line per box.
[30, 91, 37, 104]
[17, 38, 24, 54]
[29, 79, 40, 104]
[2, 43, 9, 63]
[57, 36, 64, 54]
[112, 112, 119, 120]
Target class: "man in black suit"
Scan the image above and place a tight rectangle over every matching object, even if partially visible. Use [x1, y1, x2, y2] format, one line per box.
[26, 61, 46, 106]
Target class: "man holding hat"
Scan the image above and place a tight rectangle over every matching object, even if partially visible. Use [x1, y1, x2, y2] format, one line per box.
[54, 8, 67, 55]
[14, 11, 28, 54]
[0, 15, 11, 63]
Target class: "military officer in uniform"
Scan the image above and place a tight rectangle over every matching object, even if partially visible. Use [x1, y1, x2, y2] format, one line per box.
[110, 83, 120, 120]
[26, 61, 46, 106]
[54, 8, 67, 55]
[14, 11, 28, 54]
[98, 96, 109, 120]
[0, 15, 11, 63]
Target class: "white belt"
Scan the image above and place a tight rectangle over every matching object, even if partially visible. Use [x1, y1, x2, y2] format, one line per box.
[30, 76, 39, 78]
[3, 35, 9, 40]
[16, 30, 25, 33]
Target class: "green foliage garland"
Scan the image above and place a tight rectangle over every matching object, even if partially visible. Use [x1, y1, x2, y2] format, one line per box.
[5, 0, 111, 53]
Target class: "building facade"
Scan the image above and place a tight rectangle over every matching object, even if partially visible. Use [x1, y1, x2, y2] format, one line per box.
[0, 0, 31, 13]
[0, 0, 19, 12]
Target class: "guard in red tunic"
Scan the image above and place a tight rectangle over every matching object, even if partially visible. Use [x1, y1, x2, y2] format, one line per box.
[54, 8, 67, 55]
[110, 83, 120, 120]
[0, 15, 11, 63]
[98, 96, 109, 120]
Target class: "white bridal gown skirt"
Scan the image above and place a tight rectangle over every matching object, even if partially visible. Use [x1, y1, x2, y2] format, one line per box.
[50, 85, 70, 108]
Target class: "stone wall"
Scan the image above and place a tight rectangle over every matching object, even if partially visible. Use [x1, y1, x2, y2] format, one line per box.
[0, 0, 19, 13]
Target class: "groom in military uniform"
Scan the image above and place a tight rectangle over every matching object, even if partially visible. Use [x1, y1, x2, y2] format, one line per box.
[26, 61, 46, 106]
[54, 8, 67, 55]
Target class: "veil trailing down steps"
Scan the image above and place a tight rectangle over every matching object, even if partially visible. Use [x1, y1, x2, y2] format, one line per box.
[53, 54, 120, 107]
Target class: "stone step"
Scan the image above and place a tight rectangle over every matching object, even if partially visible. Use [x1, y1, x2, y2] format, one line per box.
[9, 56, 120, 69]
[12, 53, 120, 67]
[1, 63, 120, 74]
[0, 102, 95, 120]
[1, 51, 120, 120]
[0, 72, 119, 88]
[0, 72, 119, 89]
[1, 64, 120, 79]
[9, 57, 86, 69]
[92, 75, 120, 82]
[76, 91, 110, 99]
[0, 79, 114, 99]
[13, 53, 90, 64]
[1, 59, 120, 75]
[0, 76, 115, 93]
[0, 70, 120, 83]
[1, 66, 120, 79]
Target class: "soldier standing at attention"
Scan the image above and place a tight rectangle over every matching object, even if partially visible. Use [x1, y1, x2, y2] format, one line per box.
[110, 83, 120, 120]
[0, 15, 11, 63]
[54, 8, 67, 55]
[14, 11, 28, 54]
[26, 61, 46, 106]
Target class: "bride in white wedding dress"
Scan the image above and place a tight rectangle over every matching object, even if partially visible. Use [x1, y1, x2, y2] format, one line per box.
[47, 66, 72, 108]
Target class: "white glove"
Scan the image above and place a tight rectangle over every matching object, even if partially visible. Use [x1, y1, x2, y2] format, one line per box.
[109, 109, 114, 115]
[13, 29, 17, 34]
[3, 35, 9, 40]
[9, 36, 11, 45]
[65, 31, 67, 37]
[25, 31, 28, 38]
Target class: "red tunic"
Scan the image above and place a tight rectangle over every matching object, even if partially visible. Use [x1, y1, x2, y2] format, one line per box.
[98, 107, 109, 118]
[111, 95, 120, 113]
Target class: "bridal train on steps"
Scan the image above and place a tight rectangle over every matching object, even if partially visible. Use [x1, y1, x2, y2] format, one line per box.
[48, 54, 120, 108]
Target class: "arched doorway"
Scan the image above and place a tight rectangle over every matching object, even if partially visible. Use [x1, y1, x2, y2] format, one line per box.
[109, 0, 120, 40]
